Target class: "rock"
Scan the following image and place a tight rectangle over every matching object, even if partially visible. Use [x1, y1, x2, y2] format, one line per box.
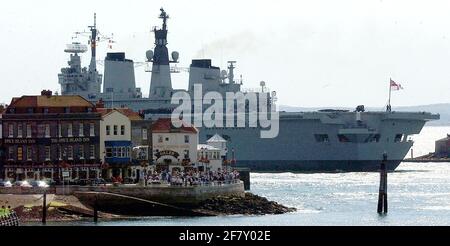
[197, 193, 296, 216]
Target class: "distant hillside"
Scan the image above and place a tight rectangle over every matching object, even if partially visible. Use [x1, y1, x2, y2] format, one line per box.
[279, 104, 450, 126]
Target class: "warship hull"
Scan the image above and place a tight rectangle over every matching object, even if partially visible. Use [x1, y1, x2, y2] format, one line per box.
[196, 111, 438, 172]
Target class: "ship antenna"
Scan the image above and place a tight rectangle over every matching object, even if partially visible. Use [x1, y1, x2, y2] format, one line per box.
[159, 8, 169, 31]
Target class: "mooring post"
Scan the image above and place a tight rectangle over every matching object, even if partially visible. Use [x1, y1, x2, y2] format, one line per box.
[42, 192, 47, 225]
[377, 153, 388, 214]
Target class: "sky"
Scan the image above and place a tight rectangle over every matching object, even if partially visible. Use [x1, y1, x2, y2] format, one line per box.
[1, 0, 450, 108]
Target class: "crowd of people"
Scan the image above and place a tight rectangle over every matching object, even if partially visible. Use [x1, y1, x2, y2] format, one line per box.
[144, 169, 241, 187]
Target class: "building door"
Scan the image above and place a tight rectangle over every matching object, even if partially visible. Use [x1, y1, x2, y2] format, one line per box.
[136, 169, 141, 181]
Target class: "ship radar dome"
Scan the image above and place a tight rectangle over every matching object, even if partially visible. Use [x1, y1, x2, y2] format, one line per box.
[146, 50, 154, 61]
[260, 81, 266, 87]
[171, 51, 179, 62]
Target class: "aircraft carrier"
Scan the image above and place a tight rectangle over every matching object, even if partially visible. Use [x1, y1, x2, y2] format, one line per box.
[58, 8, 440, 172]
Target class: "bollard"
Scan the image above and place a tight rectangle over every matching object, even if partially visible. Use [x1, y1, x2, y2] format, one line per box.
[377, 153, 388, 214]
[42, 192, 47, 225]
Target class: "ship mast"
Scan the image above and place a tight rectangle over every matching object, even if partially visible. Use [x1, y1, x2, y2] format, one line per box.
[160, 8, 168, 31]
[88, 13, 97, 72]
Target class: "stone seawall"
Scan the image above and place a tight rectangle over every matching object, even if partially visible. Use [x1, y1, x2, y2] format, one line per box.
[0, 182, 245, 206]
[76, 182, 245, 206]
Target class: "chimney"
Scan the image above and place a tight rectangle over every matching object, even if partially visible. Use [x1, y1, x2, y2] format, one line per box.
[41, 90, 53, 97]
[95, 99, 105, 109]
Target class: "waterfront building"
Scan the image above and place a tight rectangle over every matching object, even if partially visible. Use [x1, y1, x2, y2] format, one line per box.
[435, 134, 450, 158]
[197, 144, 223, 172]
[97, 107, 135, 180]
[0, 106, 4, 179]
[151, 118, 198, 172]
[97, 104, 152, 181]
[206, 134, 228, 160]
[130, 118, 153, 181]
[1, 90, 101, 182]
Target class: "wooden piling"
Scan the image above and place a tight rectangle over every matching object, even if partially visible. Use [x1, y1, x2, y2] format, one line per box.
[236, 168, 251, 191]
[42, 192, 47, 225]
[377, 153, 388, 214]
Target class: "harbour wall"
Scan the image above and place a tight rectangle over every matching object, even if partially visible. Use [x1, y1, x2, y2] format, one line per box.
[0, 182, 245, 206]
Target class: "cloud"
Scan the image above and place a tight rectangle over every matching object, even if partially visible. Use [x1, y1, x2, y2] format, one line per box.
[194, 30, 264, 58]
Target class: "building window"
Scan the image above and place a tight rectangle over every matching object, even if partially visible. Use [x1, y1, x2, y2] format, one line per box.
[26, 124, 32, 138]
[45, 146, 51, 161]
[184, 135, 190, 143]
[17, 147, 23, 161]
[64, 107, 70, 113]
[27, 146, 32, 161]
[184, 150, 189, 159]
[45, 124, 50, 138]
[90, 145, 95, 159]
[43, 108, 49, 114]
[121, 125, 125, 135]
[8, 147, 14, 160]
[106, 147, 113, 158]
[58, 145, 62, 160]
[79, 145, 85, 159]
[158, 135, 163, 143]
[142, 128, 148, 140]
[67, 146, 73, 160]
[68, 123, 73, 137]
[113, 125, 118, 135]
[165, 137, 169, 142]
[106, 125, 111, 136]
[8, 124, 14, 138]
[79, 123, 84, 137]
[17, 124, 23, 138]
[90, 123, 95, 136]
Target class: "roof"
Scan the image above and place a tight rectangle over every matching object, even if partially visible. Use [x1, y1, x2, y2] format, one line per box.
[436, 134, 450, 142]
[97, 108, 143, 121]
[8, 95, 94, 108]
[198, 144, 220, 151]
[207, 134, 227, 143]
[152, 118, 198, 134]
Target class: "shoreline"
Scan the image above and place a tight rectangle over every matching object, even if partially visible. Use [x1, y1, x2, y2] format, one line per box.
[2, 192, 296, 224]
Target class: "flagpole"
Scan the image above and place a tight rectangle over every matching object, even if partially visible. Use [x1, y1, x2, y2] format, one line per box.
[388, 78, 391, 106]
[388, 78, 392, 112]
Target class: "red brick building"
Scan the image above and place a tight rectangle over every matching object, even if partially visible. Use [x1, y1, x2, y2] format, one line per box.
[1, 90, 101, 183]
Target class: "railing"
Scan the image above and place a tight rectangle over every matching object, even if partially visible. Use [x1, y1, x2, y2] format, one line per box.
[0, 211, 20, 226]
[146, 179, 242, 187]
